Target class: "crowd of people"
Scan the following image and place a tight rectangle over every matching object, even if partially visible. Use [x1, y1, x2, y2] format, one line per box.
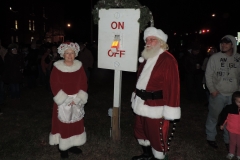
[1, 27, 240, 159]
[0, 39, 94, 116]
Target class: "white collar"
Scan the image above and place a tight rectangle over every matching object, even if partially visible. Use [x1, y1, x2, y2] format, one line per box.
[54, 60, 82, 72]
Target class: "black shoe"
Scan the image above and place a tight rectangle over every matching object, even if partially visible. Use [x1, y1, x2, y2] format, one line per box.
[68, 146, 82, 154]
[60, 150, 69, 159]
[207, 140, 218, 149]
[132, 154, 153, 160]
[225, 143, 229, 151]
[132, 146, 153, 160]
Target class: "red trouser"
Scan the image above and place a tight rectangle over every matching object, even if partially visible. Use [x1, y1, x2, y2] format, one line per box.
[134, 115, 170, 152]
[229, 132, 240, 156]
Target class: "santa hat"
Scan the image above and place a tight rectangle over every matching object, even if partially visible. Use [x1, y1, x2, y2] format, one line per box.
[57, 42, 80, 58]
[143, 27, 168, 43]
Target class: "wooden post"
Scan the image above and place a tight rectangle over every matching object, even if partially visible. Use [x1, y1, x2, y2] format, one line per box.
[112, 70, 122, 141]
[112, 107, 120, 141]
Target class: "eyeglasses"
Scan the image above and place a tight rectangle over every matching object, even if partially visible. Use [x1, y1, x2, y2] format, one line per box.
[145, 38, 158, 43]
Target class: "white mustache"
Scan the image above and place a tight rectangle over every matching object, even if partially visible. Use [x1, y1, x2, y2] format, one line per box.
[145, 45, 151, 48]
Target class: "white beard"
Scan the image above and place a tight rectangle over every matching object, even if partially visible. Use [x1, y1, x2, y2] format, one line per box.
[141, 44, 161, 60]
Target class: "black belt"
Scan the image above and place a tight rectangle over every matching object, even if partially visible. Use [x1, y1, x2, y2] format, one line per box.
[136, 89, 163, 100]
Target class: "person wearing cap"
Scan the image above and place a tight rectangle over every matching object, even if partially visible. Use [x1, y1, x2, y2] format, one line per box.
[131, 27, 180, 160]
[205, 35, 240, 150]
[49, 42, 88, 159]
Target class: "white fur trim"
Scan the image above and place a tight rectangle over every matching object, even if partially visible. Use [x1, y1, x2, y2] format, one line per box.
[138, 139, 150, 146]
[49, 131, 86, 151]
[53, 89, 68, 105]
[152, 147, 165, 159]
[132, 96, 163, 118]
[136, 51, 163, 90]
[163, 105, 181, 120]
[132, 96, 180, 119]
[139, 57, 144, 63]
[131, 92, 136, 102]
[54, 60, 82, 73]
[75, 90, 88, 104]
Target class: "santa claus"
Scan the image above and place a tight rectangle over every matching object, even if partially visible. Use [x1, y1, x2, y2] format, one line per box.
[131, 27, 181, 160]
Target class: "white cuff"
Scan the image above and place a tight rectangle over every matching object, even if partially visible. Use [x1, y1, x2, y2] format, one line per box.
[76, 90, 88, 104]
[53, 89, 68, 105]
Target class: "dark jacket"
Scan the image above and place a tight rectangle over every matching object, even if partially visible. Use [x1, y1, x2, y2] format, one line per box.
[184, 51, 204, 75]
[0, 56, 4, 81]
[24, 48, 39, 76]
[219, 103, 239, 126]
[3, 52, 24, 83]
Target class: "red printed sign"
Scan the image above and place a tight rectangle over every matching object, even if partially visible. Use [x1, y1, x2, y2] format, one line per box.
[108, 50, 125, 57]
[111, 22, 124, 29]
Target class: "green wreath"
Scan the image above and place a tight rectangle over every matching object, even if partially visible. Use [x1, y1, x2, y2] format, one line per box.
[92, 0, 153, 31]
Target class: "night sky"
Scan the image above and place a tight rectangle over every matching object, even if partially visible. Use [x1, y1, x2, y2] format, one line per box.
[1, 0, 240, 47]
[64, 0, 240, 46]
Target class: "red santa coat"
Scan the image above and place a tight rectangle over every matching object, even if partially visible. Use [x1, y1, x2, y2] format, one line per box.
[49, 60, 88, 151]
[131, 50, 180, 159]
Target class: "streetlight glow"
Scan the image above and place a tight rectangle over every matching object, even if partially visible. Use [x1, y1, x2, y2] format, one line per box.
[9, 7, 18, 13]
[67, 23, 71, 27]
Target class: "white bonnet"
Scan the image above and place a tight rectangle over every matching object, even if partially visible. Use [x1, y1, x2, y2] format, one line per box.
[57, 42, 80, 57]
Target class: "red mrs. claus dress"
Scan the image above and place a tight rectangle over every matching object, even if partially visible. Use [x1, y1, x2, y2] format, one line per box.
[49, 60, 88, 151]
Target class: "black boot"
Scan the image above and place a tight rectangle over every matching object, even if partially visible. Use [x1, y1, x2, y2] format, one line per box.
[58, 148, 69, 159]
[132, 146, 153, 160]
[68, 146, 82, 154]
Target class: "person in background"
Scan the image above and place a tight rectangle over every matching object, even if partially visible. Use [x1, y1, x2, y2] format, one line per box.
[49, 42, 88, 159]
[41, 47, 52, 91]
[184, 44, 205, 102]
[219, 91, 240, 160]
[76, 42, 94, 81]
[131, 27, 180, 160]
[48, 45, 61, 72]
[0, 41, 7, 114]
[25, 40, 39, 88]
[205, 35, 240, 151]
[3, 44, 24, 102]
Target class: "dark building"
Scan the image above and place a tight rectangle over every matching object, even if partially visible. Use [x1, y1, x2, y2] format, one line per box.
[1, 0, 65, 46]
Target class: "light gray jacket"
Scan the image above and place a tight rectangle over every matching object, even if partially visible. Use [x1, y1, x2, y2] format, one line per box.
[205, 35, 240, 96]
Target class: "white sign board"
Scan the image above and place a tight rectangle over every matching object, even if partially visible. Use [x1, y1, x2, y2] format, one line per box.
[98, 9, 140, 72]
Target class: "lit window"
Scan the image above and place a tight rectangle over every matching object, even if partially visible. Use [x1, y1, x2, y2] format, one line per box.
[31, 37, 34, 42]
[33, 20, 35, 31]
[29, 20, 32, 30]
[15, 20, 18, 29]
